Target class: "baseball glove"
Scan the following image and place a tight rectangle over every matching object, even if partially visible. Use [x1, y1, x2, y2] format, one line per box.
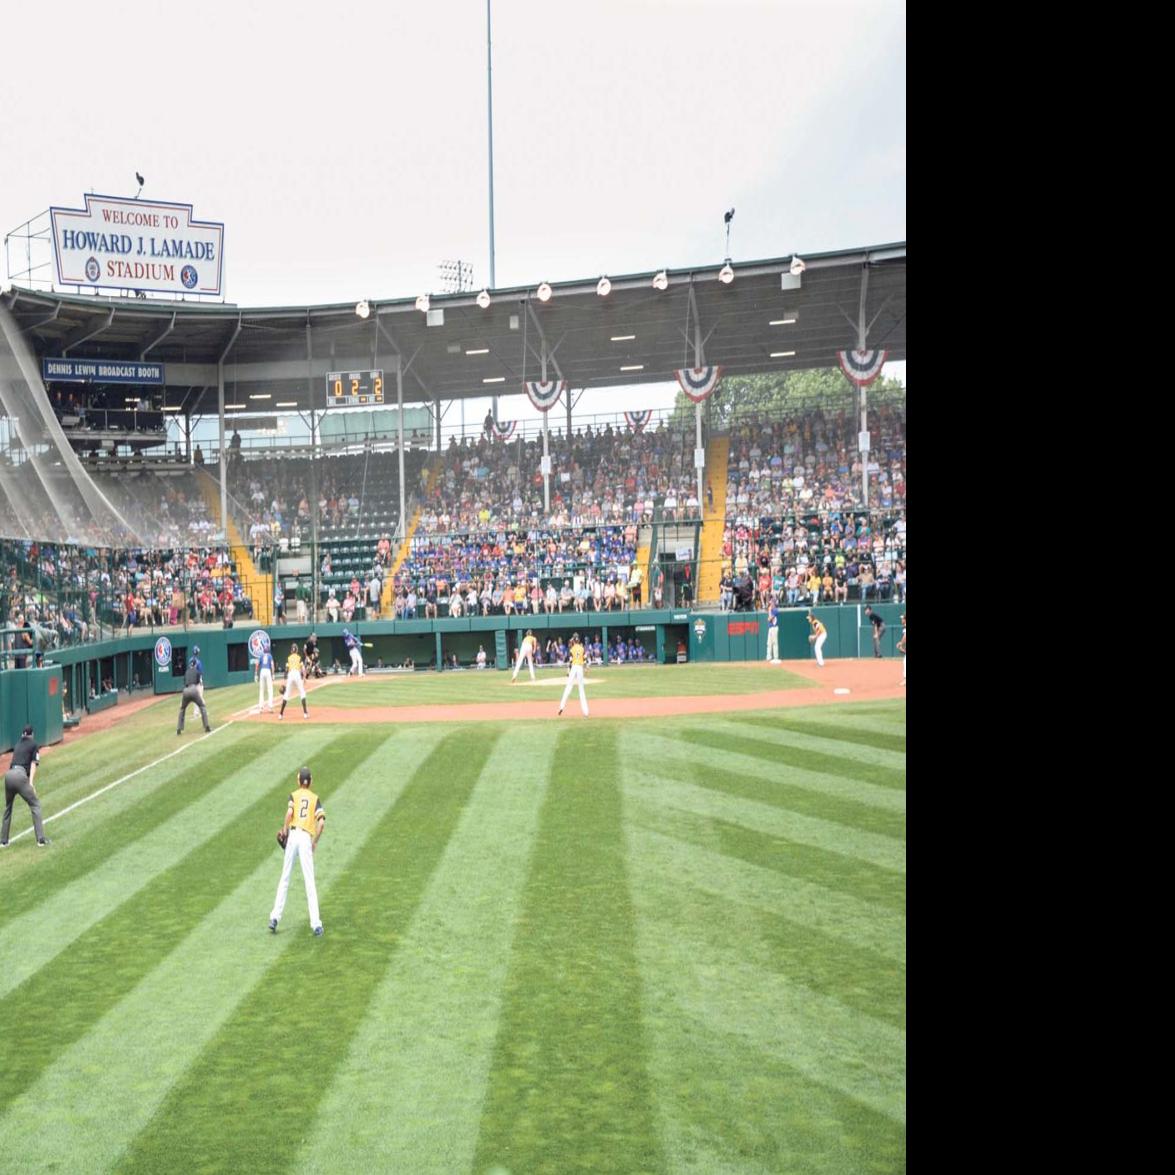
[276, 829, 288, 850]
[808, 634, 816, 644]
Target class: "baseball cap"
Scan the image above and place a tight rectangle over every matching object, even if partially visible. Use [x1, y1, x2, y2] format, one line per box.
[192, 645, 200, 655]
[298, 766, 312, 784]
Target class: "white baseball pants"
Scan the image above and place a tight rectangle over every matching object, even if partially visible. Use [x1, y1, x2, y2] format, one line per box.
[349, 647, 364, 676]
[559, 664, 589, 715]
[258, 668, 274, 709]
[814, 633, 827, 666]
[269, 827, 321, 930]
[512, 648, 535, 681]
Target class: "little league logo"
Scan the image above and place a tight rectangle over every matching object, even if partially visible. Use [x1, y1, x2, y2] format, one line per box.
[181, 264, 198, 289]
[248, 629, 271, 659]
[85, 256, 100, 282]
[694, 618, 707, 643]
[154, 636, 172, 668]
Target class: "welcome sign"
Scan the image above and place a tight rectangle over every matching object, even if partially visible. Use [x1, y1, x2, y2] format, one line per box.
[50, 194, 225, 297]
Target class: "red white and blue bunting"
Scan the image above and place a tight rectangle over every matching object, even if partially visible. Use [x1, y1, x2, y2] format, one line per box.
[675, 365, 724, 403]
[490, 419, 517, 441]
[837, 349, 888, 387]
[524, 379, 566, 413]
[624, 409, 653, 433]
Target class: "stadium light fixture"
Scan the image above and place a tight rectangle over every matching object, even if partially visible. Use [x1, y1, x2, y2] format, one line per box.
[718, 261, 735, 284]
[536, 281, 552, 302]
[770, 316, 797, 325]
[483, 376, 506, 383]
[275, 401, 299, 407]
[415, 294, 430, 313]
[476, 289, 492, 309]
[597, 276, 611, 297]
[652, 270, 669, 291]
[620, 364, 644, 371]
[249, 394, 271, 400]
[355, 299, 370, 319]
[465, 348, 490, 355]
[611, 334, 636, 342]
[770, 350, 796, 358]
[789, 255, 806, 276]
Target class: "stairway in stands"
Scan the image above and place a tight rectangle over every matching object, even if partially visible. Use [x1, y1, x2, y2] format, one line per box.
[194, 468, 272, 624]
[696, 433, 730, 605]
[380, 452, 444, 613]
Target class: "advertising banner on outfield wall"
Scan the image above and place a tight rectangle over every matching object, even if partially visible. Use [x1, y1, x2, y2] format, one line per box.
[49, 194, 225, 297]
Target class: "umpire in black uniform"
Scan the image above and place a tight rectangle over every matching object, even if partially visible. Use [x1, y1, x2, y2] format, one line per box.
[1, 724, 49, 847]
[176, 644, 212, 735]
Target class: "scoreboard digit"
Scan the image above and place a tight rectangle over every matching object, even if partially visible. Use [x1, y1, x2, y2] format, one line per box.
[325, 369, 385, 408]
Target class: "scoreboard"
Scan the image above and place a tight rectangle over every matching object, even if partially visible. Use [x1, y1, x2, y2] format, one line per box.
[325, 369, 384, 408]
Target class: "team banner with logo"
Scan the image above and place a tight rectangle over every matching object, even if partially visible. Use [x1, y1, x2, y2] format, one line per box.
[837, 349, 888, 387]
[675, 366, 724, 403]
[624, 409, 653, 432]
[524, 379, 566, 413]
[491, 419, 517, 441]
[49, 194, 225, 297]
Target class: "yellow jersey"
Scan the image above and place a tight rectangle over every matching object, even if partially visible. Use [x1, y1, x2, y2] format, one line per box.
[811, 619, 826, 636]
[570, 641, 586, 667]
[521, 635, 536, 654]
[287, 787, 324, 836]
[286, 652, 303, 674]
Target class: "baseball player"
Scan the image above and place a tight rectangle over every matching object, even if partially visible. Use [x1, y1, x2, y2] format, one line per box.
[278, 641, 309, 720]
[897, 614, 906, 684]
[807, 611, 827, 667]
[176, 645, 211, 735]
[256, 642, 276, 711]
[766, 599, 781, 664]
[864, 605, 887, 658]
[1, 725, 49, 847]
[557, 632, 590, 717]
[511, 629, 537, 682]
[268, 765, 325, 936]
[303, 633, 322, 679]
[342, 628, 364, 677]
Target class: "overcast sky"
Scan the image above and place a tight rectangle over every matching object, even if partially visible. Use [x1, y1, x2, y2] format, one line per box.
[0, 0, 905, 423]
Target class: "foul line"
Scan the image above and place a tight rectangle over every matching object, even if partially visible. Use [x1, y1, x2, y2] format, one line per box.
[8, 722, 234, 844]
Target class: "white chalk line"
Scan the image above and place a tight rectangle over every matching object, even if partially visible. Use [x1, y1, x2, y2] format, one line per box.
[7, 723, 235, 845]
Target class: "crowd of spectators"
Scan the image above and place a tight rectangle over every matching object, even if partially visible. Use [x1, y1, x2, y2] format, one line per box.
[719, 403, 906, 610]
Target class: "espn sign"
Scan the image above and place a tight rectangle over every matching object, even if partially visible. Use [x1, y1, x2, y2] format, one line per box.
[727, 620, 760, 636]
[50, 194, 225, 297]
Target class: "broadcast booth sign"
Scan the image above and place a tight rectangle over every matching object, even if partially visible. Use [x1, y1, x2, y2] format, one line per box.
[49, 194, 225, 297]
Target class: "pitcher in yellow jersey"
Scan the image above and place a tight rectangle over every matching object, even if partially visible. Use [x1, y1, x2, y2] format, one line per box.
[807, 611, 827, 667]
[511, 629, 537, 683]
[268, 765, 325, 936]
[278, 642, 309, 720]
[557, 632, 590, 717]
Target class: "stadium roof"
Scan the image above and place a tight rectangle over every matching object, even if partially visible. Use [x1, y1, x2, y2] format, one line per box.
[3, 242, 905, 417]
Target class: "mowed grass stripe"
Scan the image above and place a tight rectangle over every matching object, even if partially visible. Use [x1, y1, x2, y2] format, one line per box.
[0, 725, 258, 930]
[638, 915, 906, 1124]
[726, 711, 908, 755]
[632, 800, 905, 917]
[642, 741, 905, 835]
[628, 822, 905, 964]
[638, 866, 905, 1030]
[0, 727, 439, 1173]
[680, 727, 906, 792]
[639, 765, 906, 876]
[293, 726, 557, 1175]
[0, 733, 312, 1002]
[474, 726, 663, 1175]
[116, 728, 498, 1175]
[0, 729, 372, 1116]
[634, 1012, 906, 1174]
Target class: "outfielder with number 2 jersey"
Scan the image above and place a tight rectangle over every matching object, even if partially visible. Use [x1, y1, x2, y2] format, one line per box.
[557, 633, 589, 717]
[269, 766, 325, 935]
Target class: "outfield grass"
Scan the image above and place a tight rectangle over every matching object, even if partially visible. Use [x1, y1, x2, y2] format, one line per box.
[0, 675, 905, 1173]
[286, 662, 814, 709]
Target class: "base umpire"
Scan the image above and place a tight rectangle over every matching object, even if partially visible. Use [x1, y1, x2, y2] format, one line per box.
[1, 724, 49, 847]
[177, 644, 212, 735]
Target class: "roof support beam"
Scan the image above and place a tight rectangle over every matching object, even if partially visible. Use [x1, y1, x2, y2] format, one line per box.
[140, 311, 176, 359]
[61, 307, 115, 354]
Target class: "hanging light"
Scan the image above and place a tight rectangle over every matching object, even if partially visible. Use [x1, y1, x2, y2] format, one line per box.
[476, 289, 492, 309]
[789, 255, 806, 276]
[652, 270, 668, 291]
[597, 276, 611, 297]
[536, 281, 553, 302]
[415, 294, 430, 313]
[718, 261, 734, 284]
[355, 299, 370, 319]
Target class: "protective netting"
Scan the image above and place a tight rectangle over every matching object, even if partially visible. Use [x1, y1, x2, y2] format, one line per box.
[0, 303, 170, 546]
